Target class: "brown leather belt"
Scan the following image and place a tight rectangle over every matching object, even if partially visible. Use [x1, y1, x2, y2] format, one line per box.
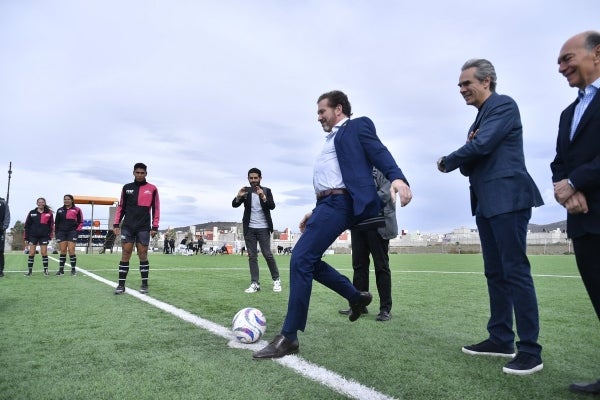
[316, 188, 348, 200]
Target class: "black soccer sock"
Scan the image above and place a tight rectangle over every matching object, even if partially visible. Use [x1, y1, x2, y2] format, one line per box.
[140, 261, 149, 286]
[69, 255, 77, 268]
[118, 262, 130, 287]
[59, 254, 66, 268]
[42, 256, 49, 270]
[27, 256, 34, 271]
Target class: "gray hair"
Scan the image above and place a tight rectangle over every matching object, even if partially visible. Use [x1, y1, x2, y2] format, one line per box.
[584, 30, 600, 51]
[462, 58, 497, 92]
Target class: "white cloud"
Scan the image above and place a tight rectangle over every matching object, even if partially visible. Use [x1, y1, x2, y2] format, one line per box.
[1, 0, 596, 233]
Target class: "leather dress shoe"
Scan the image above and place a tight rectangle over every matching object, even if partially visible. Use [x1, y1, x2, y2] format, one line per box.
[349, 292, 372, 322]
[376, 311, 391, 321]
[252, 334, 299, 359]
[569, 379, 600, 395]
[339, 307, 368, 315]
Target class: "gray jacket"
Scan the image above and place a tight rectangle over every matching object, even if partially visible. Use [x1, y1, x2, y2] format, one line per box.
[373, 169, 398, 240]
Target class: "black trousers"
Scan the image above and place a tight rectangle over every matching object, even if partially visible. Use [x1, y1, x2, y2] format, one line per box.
[573, 234, 600, 320]
[350, 229, 392, 313]
[0, 231, 5, 270]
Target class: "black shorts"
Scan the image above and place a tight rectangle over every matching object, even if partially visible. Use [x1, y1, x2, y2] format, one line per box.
[55, 230, 79, 242]
[120, 228, 150, 246]
[28, 236, 50, 245]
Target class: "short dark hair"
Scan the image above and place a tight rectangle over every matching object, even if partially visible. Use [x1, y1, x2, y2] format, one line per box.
[318, 90, 352, 117]
[133, 162, 147, 171]
[248, 167, 261, 177]
[584, 30, 600, 50]
[462, 59, 497, 92]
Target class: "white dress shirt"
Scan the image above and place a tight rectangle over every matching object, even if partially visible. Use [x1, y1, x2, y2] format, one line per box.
[313, 118, 349, 193]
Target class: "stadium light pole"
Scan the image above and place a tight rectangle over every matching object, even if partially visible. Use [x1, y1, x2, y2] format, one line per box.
[6, 161, 12, 204]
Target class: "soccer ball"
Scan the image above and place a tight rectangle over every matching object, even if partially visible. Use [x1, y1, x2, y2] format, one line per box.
[232, 307, 267, 343]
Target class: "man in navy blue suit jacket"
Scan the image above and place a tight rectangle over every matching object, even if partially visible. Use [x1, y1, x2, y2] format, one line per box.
[437, 59, 544, 376]
[552, 30, 600, 396]
[253, 90, 412, 359]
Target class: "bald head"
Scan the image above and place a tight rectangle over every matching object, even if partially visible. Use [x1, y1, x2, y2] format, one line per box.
[558, 31, 600, 90]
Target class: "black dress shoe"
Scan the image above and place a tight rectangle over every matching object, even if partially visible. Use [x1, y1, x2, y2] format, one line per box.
[349, 292, 372, 322]
[376, 311, 391, 321]
[569, 379, 600, 395]
[339, 307, 367, 315]
[252, 334, 299, 359]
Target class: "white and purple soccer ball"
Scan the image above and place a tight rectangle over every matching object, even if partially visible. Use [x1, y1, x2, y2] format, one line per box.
[232, 307, 267, 343]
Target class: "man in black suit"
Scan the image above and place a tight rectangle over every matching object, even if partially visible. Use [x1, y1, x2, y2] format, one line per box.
[339, 168, 397, 322]
[552, 30, 600, 396]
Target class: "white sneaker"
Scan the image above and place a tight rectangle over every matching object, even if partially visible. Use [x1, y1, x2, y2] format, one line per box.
[244, 282, 260, 293]
[273, 279, 282, 292]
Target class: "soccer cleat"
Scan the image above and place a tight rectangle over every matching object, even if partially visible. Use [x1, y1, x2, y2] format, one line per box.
[0, 271, 4, 278]
[273, 279, 282, 292]
[502, 352, 543, 375]
[244, 282, 260, 293]
[114, 285, 126, 295]
[139, 284, 148, 294]
[71, 269, 77, 276]
[462, 339, 515, 358]
[24, 271, 32, 277]
[55, 269, 64, 276]
[43, 269, 49, 277]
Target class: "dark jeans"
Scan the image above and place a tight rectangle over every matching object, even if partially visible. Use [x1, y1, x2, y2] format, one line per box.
[476, 208, 542, 357]
[244, 227, 279, 284]
[573, 234, 600, 320]
[282, 193, 361, 335]
[351, 229, 392, 313]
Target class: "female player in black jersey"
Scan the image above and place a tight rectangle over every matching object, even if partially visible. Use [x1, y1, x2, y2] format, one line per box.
[54, 194, 84, 276]
[24, 197, 54, 276]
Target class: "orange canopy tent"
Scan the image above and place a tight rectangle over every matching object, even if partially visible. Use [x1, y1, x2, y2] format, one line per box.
[73, 196, 118, 206]
[73, 196, 119, 253]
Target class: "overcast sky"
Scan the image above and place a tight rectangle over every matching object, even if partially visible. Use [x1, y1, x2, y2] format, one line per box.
[1, 1, 597, 234]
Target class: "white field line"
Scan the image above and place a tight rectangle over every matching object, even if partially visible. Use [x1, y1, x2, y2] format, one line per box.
[394, 270, 582, 279]
[43, 265, 582, 280]
[52, 258, 398, 400]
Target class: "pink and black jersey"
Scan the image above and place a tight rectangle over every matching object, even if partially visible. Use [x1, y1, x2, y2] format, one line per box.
[55, 205, 84, 232]
[24, 208, 54, 240]
[113, 179, 160, 232]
